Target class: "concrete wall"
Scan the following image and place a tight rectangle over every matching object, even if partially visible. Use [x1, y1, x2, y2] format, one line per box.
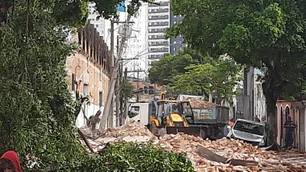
[298, 108, 305, 152]
[292, 101, 306, 153]
[254, 80, 267, 121]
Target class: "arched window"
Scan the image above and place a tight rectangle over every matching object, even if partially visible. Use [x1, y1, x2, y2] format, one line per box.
[285, 106, 290, 120]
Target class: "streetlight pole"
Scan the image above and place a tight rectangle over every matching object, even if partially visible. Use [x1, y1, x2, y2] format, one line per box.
[100, 14, 133, 131]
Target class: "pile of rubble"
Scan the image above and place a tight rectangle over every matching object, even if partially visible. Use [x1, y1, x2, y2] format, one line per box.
[184, 97, 216, 109]
[80, 122, 306, 172]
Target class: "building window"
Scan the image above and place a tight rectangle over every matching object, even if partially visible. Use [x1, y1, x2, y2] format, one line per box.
[71, 73, 75, 91]
[99, 91, 103, 107]
[100, 69, 102, 81]
[83, 83, 89, 96]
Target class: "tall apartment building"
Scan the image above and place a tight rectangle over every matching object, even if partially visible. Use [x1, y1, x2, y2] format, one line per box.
[147, 0, 171, 67]
[87, 2, 106, 38]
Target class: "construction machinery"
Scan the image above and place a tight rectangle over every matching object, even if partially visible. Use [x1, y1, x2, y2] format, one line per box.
[177, 95, 230, 139]
[128, 91, 205, 137]
[149, 98, 190, 135]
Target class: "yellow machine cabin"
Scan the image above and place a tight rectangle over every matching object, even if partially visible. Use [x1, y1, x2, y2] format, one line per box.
[149, 92, 194, 135]
[128, 91, 205, 138]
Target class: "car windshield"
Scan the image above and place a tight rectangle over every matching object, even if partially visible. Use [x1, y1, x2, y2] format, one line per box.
[233, 121, 264, 135]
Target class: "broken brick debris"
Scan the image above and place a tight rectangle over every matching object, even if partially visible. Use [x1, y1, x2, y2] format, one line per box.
[79, 122, 306, 172]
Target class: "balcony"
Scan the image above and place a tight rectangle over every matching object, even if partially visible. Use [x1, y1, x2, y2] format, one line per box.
[148, 22, 169, 27]
[148, 54, 164, 59]
[149, 2, 169, 7]
[149, 15, 169, 20]
[148, 8, 169, 14]
[149, 48, 169, 53]
[148, 35, 165, 40]
[149, 41, 168, 46]
[148, 28, 167, 33]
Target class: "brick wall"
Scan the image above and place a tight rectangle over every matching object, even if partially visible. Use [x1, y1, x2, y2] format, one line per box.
[66, 23, 113, 107]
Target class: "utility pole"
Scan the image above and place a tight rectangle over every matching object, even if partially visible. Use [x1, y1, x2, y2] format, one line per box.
[137, 70, 140, 90]
[115, 35, 120, 127]
[122, 67, 128, 125]
[107, 20, 115, 128]
[100, 14, 133, 131]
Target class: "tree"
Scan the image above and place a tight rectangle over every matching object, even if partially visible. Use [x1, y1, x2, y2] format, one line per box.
[172, 58, 242, 104]
[0, 2, 88, 170]
[74, 142, 194, 172]
[148, 48, 201, 86]
[148, 48, 241, 102]
[0, 0, 154, 26]
[167, 0, 306, 144]
[1, 0, 183, 170]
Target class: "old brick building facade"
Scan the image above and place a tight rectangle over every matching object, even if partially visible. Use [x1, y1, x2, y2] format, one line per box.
[66, 24, 113, 126]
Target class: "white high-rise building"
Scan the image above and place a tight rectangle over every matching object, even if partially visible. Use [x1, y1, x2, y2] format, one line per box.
[87, 2, 106, 38]
[123, 4, 149, 80]
[86, 2, 151, 80]
[147, 0, 171, 67]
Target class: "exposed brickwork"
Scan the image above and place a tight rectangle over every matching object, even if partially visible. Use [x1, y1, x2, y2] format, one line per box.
[66, 24, 113, 106]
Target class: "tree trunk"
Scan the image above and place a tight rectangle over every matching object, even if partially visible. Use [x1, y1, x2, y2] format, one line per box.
[262, 75, 281, 146]
[265, 93, 277, 145]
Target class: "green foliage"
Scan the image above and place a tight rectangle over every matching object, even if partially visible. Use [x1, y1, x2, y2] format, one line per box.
[0, 2, 86, 170]
[167, 0, 306, 144]
[121, 79, 134, 98]
[1, 1, 190, 171]
[173, 58, 242, 102]
[148, 48, 198, 86]
[148, 48, 242, 100]
[167, 0, 306, 107]
[91, 0, 156, 20]
[1, 0, 154, 27]
[73, 142, 194, 172]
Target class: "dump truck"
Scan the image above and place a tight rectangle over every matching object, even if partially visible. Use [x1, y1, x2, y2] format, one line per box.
[173, 95, 230, 139]
[127, 92, 206, 138]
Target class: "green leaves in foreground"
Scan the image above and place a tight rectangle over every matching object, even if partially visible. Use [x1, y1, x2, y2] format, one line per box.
[74, 142, 194, 172]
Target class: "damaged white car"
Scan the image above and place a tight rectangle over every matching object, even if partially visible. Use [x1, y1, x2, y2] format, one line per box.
[227, 119, 267, 148]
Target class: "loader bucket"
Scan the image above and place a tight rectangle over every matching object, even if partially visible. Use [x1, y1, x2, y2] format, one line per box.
[166, 126, 203, 138]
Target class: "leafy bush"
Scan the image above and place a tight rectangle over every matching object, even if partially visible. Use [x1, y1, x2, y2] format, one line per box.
[73, 142, 194, 172]
[0, 1, 194, 172]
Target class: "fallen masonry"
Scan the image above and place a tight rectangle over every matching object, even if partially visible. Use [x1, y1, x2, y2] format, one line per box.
[79, 122, 306, 172]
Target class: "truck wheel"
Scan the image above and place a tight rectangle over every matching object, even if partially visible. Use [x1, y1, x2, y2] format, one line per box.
[151, 122, 157, 135]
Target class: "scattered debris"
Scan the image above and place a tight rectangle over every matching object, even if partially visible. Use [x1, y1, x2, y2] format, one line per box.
[184, 97, 216, 109]
[79, 122, 306, 172]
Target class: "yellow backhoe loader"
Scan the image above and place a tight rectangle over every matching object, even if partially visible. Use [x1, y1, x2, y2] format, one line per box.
[149, 92, 204, 137]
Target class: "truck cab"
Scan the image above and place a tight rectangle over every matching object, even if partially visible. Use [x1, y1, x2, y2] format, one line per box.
[127, 102, 151, 125]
